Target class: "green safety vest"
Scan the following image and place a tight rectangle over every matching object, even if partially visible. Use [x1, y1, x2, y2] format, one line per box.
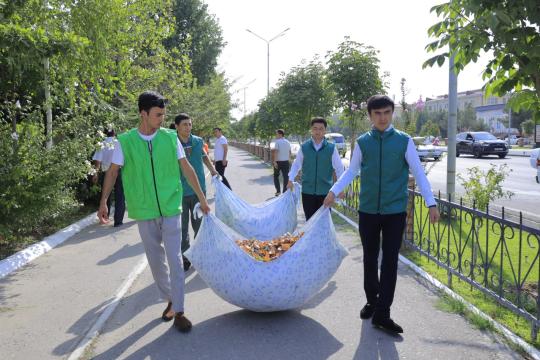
[118, 128, 183, 220]
[301, 138, 335, 195]
[357, 127, 410, 214]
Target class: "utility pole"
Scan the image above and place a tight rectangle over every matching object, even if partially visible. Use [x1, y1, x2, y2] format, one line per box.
[447, 53, 458, 201]
[246, 27, 290, 95]
[44, 0, 53, 149]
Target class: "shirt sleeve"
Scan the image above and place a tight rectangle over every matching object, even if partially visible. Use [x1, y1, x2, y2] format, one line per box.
[92, 149, 103, 162]
[330, 145, 362, 195]
[332, 147, 345, 179]
[177, 138, 186, 159]
[288, 147, 303, 179]
[111, 139, 124, 166]
[222, 136, 228, 145]
[405, 138, 436, 207]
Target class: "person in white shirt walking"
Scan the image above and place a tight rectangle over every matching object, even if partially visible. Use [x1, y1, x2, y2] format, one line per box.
[287, 117, 345, 220]
[92, 128, 125, 227]
[213, 127, 231, 189]
[272, 129, 292, 196]
[324, 95, 440, 334]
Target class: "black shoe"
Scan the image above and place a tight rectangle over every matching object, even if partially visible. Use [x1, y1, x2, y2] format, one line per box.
[113, 222, 123, 227]
[372, 317, 403, 334]
[360, 303, 375, 319]
[275, 192, 281, 197]
[182, 255, 191, 272]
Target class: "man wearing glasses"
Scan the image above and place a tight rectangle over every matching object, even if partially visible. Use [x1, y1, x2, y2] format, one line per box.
[98, 92, 210, 333]
[174, 113, 218, 271]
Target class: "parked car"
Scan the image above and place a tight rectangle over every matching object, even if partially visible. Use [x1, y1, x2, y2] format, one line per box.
[325, 132, 347, 156]
[412, 137, 443, 161]
[456, 131, 509, 158]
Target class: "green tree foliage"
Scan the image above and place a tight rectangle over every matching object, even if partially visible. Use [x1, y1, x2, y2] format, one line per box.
[457, 103, 487, 131]
[274, 59, 335, 137]
[522, 119, 535, 136]
[424, 1, 540, 136]
[420, 119, 441, 137]
[326, 37, 384, 141]
[0, 0, 231, 243]
[457, 164, 514, 211]
[166, 0, 225, 85]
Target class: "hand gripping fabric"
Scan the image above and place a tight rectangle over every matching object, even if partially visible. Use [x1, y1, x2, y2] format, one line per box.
[185, 207, 348, 312]
[213, 176, 301, 240]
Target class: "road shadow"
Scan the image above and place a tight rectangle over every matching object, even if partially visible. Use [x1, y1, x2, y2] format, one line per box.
[54, 220, 137, 249]
[185, 272, 209, 294]
[354, 319, 402, 359]
[97, 243, 144, 266]
[94, 310, 343, 360]
[301, 281, 338, 310]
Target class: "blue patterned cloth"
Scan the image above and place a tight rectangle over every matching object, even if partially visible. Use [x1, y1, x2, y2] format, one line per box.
[185, 203, 348, 312]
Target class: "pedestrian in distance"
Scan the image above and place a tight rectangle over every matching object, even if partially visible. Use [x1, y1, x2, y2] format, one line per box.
[324, 94, 440, 334]
[213, 127, 231, 189]
[272, 129, 292, 197]
[287, 117, 345, 221]
[92, 127, 125, 227]
[98, 91, 211, 333]
[174, 113, 218, 271]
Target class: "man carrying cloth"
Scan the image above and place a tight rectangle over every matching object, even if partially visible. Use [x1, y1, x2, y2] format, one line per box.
[174, 113, 218, 271]
[287, 117, 344, 220]
[324, 95, 440, 334]
[98, 91, 210, 333]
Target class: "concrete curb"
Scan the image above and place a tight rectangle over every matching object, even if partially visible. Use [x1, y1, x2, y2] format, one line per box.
[332, 208, 540, 360]
[0, 211, 100, 279]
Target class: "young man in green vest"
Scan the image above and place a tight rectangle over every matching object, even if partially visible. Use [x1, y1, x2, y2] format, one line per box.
[324, 95, 440, 334]
[174, 113, 218, 271]
[98, 91, 210, 333]
[287, 117, 345, 220]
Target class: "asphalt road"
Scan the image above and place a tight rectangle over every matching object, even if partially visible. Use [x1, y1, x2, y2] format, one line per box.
[425, 154, 539, 222]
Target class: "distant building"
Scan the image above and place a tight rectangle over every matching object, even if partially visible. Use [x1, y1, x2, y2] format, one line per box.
[424, 89, 514, 134]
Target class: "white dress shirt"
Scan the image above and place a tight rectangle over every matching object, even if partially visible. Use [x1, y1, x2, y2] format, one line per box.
[288, 138, 345, 180]
[330, 125, 436, 207]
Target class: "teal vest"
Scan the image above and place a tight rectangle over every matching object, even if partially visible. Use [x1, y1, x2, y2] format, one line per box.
[301, 138, 335, 195]
[118, 128, 183, 220]
[358, 127, 410, 214]
[180, 134, 206, 196]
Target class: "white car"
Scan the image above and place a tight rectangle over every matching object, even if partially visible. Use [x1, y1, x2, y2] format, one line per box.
[417, 144, 444, 161]
[325, 133, 347, 156]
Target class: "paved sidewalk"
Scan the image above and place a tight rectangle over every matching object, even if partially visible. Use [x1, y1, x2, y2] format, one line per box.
[89, 147, 520, 360]
[0, 146, 524, 359]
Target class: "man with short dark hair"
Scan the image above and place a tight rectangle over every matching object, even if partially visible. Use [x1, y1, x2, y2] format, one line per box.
[98, 91, 210, 333]
[324, 94, 440, 334]
[287, 117, 344, 220]
[272, 129, 291, 196]
[213, 127, 231, 189]
[174, 113, 218, 271]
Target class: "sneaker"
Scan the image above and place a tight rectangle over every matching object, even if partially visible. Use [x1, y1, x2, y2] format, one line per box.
[360, 303, 375, 319]
[275, 192, 281, 197]
[372, 316, 403, 334]
[173, 312, 192, 333]
[182, 255, 191, 272]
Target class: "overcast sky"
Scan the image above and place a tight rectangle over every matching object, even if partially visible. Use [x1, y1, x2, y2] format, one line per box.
[204, 0, 489, 119]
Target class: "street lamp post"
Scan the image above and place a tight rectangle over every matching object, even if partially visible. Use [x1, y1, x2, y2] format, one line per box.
[246, 27, 290, 95]
[240, 78, 256, 118]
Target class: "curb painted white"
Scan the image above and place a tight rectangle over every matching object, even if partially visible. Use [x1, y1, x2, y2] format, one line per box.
[67, 255, 148, 360]
[332, 208, 540, 360]
[0, 211, 101, 279]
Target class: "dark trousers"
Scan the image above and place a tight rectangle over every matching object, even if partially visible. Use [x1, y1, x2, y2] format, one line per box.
[358, 211, 407, 319]
[181, 194, 203, 253]
[273, 161, 290, 193]
[101, 170, 125, 226]
[302, 193, 326, 221]
[215, 160, 231, 189]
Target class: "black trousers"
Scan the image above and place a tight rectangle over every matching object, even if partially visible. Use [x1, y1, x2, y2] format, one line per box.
[215, 160, 231, 189]
[273, 161, 290, 193]
[358, 211, 407, 319]
[302, 193, 326, 221]
[100, 170, 126, 226]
